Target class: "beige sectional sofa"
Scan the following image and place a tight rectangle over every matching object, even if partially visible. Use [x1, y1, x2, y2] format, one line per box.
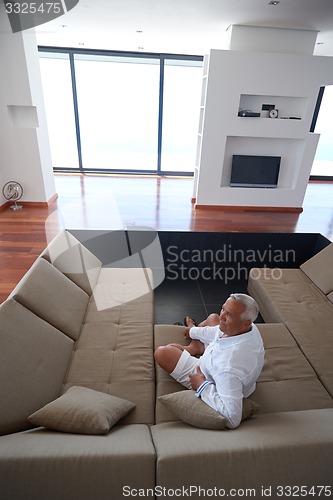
[248, 241, 333, 399]
[0, 230, 332, 499]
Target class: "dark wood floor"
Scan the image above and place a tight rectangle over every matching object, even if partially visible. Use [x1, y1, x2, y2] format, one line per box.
[0, 173, 332, 303]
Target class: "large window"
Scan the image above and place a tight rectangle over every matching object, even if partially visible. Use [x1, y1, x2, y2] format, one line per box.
[39, 52, 79, 169]
[74, 54, 160, 172]
[311, 85, 333, 177]
[38, 49, 203, 175]
[161, 59, 203, 173]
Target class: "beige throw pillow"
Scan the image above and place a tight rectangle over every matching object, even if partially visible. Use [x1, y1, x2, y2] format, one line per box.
[28, 386, 136, 435]
[159, 390, 260, 430]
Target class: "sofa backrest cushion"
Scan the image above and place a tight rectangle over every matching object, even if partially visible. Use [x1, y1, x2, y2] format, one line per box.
[300, 243, 333, 295]
[63, 322, 155, 425]
[0, 299, 73, 435]
[10, 258, 89, 340]
[41, 230, 102, 295]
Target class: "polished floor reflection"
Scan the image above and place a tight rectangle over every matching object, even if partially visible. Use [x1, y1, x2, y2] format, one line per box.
[53, 174, 333, 237]
[0, 173, 332, 305]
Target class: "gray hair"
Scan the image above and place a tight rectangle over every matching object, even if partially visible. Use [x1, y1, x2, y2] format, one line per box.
[229, 293, 259, 322]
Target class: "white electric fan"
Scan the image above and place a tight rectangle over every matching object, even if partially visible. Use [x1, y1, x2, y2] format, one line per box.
[2, 181, 24, 210]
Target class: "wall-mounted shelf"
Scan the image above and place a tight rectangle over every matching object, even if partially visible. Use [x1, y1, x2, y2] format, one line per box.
[238, 94, 307, 120]
[7, 105, 39, 128]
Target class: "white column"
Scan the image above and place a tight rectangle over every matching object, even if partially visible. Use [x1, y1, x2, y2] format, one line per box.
[0, 3, 56, 205]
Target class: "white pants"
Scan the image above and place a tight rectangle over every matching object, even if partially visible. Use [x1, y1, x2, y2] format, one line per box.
[170, 350, 200, 389]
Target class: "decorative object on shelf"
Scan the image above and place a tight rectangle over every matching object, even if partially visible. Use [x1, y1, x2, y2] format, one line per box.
[269, 108, 279, 118]
[238, 109, 260, 117]
[2, 181, 23, 210]
[262, 104, 275, 111]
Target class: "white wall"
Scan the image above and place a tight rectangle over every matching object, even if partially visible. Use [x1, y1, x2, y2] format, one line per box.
[0, 3, 55, 205]
[226, 25, 318, 55]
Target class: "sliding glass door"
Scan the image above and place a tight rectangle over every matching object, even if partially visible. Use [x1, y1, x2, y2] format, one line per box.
[311, 85, 333, 177]
[39, 52, 79, 169]
[38, 49, 203, 175]
[160, 59, 203, 174]
[74, 54, 160, 172]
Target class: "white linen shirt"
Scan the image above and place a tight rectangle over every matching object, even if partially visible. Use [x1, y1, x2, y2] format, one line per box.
[190, 323, 264, 429]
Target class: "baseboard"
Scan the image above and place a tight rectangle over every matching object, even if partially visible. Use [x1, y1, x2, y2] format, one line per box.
[0, 193, 58, 211]
[194, 204, 303, 213]
[46, 192, 59, 205]
[0, 201, 10, 213]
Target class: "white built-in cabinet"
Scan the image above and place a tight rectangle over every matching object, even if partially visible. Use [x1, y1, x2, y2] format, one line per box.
[194, 49, 333, 210]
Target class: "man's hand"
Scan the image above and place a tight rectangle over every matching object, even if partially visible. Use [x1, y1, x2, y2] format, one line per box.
[189, 365, 206, 390]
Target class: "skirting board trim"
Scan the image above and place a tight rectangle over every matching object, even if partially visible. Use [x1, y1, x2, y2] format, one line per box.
[194, 203, 303, 213]
[0, 193, 58, 211]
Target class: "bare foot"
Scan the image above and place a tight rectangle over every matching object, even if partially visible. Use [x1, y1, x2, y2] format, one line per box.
[184, 316, 197, 327]
[184, 339, 205, 357]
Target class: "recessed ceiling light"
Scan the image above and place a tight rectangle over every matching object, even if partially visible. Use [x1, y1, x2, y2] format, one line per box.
[268, 1, 280, 5]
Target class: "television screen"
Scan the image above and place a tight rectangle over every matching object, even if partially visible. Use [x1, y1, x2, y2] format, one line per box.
[230, 155, 281, 188]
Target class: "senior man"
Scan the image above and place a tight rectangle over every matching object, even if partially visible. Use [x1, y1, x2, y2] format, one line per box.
[154, 293, 264, 429]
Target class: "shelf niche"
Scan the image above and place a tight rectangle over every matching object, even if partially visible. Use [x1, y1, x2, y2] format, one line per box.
[221, 136, 306, 190]
[239, 94, 308, 120]
[7, 105, 39, 128]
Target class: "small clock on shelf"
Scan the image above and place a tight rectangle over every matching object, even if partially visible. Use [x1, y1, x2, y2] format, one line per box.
[269, 108, 278, 119]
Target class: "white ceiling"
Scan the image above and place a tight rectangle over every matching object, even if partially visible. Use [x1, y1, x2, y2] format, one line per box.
[35, 0, 333, 56]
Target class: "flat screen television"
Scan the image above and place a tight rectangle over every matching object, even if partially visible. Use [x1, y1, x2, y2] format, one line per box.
[230, 155, 281, 188]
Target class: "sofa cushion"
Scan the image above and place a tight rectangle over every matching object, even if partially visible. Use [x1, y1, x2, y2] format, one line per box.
[84, 297, 154, 325]
[258, 345, 315, 382]
[0, 299, 73, 435]
[300, 343, 333, 397]
[285, 317, 333, 347]
[96, 267, 154, 303]
[64, 347, 155, 425]
[41, 230, 102, 295]
[10, 258, 89, 340]
[253, 324, 333, 413]
[251, 378, 333, 413]
[300, 243, 333, 295]
[154, 324, 191, 423]
[328, 291, 333, 304]
[158, 390, 260, 429]
[255, 322, 297, 348]
[283, 319, 333, 398]
[28, 386, 136, 435]
[84, 268, 154, 322]
[248, 267, 333, 324]
[63, 320, 155, 425]
[0, 425, 156, 500]
[321, 375, 333, 399]
[151, 409, 333, 491]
